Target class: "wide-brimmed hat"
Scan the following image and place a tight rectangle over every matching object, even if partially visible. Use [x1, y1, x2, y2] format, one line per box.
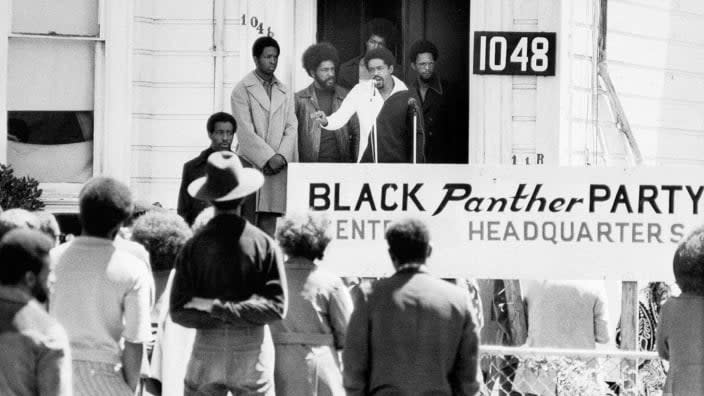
[187, 151, 264, 202]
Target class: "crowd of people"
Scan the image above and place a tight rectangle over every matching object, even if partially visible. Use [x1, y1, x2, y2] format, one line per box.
[0, 23, 702, 396]
[1, 156, 704, 395]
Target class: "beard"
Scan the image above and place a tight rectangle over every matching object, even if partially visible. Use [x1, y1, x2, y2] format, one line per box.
[372, 77, 384, 89]
[316, 76, 335, 90]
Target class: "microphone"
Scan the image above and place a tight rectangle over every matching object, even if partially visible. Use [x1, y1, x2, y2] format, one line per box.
[408, 97, 419, 113]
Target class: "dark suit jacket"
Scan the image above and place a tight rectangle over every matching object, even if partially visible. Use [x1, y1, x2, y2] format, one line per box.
[359, 90, 425, 163]
[176, 148, 255, 225]
[343, 268, 481, 396]
[411, 76, 468, 164]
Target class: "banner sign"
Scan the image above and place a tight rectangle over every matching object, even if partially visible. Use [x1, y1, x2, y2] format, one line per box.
[286, 164, 703, 280]
[473, 31, 557, 76]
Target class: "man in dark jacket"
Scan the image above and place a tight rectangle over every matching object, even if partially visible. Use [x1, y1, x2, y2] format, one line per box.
[177, 112, 253, 225]
[296, 42, 359, 162]
[343, 218, 480, 395]
[409, 39, 468, 163]
[170, 151, 287, 396]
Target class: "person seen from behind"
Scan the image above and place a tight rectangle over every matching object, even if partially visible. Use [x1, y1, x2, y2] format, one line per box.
[343, 218, 480, 395]
[50, 177, 153, 396]
[169, 151, 287, 395]
[0, 228, 72, 396]
[657, 226, 704, 395]
[272, 213, 354, 395]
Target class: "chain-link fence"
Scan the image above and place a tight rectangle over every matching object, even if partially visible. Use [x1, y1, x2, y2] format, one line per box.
[479, 345, 665, 396]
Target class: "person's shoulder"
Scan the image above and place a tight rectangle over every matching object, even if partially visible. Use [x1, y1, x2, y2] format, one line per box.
[14, 301, 69, 350]
[309, 267, 347, 290]
[183, 150, 208, 168]
[109, 243, 152, 278]
[295, 84, 314, 100]
[233, 71, 257, 90]
[115, 237, 150, 265]
[50, 240, 71, 261]
[242, 220, 277, 247]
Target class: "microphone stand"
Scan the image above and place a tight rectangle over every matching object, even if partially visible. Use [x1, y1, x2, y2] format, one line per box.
[412, 107, 417, 164]
[373, 123, 378, 163]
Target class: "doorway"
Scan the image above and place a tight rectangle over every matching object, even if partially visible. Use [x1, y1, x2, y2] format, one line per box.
[317, 0, 470, 163]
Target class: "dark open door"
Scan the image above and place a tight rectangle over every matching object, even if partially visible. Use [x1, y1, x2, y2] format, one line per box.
[317, 0, 470, 163]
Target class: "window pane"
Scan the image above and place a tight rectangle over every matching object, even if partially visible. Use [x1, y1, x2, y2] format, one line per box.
[8, 38, 94, 111]
[7, 111, 94, 183]
[8, 111, 93, 144]
[12, 0, 99, 36]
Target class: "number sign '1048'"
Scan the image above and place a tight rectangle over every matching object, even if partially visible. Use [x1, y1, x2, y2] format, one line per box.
[473, 32, 556, 76]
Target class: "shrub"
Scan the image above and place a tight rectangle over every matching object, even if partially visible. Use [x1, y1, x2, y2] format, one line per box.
[0, 164, 44, 211]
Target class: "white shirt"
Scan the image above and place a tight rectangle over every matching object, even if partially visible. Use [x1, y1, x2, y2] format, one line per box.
[50, 237, 153, 365]
[323, 76, 408, 162]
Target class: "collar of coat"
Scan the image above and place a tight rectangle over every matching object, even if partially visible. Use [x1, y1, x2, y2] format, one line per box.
[243, 70, 288, 94]
[412, 75, 444, 96]
[298, 83, 347, 102]
[242, 70, 290, 112]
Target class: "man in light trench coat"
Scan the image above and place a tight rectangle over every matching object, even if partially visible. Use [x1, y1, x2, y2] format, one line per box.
[231, 36, 298, 236]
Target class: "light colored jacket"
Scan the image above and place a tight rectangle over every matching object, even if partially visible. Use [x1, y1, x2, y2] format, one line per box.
[657, 293, 704, 396]
[0, 286, 72, 396]
[270, 258, 353, 396]
[231, 71, 298, 214]
[522, 280, 610, 349]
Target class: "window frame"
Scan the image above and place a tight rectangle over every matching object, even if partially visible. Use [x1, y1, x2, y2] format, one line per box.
[0, 0, 133, 211]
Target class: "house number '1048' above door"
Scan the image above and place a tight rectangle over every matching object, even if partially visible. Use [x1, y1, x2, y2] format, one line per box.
[473, 31, 556, 76]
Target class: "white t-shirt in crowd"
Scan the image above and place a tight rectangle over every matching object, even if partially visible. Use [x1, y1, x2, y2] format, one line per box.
[50, 236, 153, 365]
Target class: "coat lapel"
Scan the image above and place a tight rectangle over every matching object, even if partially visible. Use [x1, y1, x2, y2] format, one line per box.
[270, 81, 287, 115]
[244, 72, 271, 112]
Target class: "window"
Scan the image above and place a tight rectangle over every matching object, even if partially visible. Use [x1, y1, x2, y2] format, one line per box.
[6, 0, 102, 183]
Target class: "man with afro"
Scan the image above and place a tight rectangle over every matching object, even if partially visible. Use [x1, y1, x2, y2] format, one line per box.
[295, 42, 359, 162]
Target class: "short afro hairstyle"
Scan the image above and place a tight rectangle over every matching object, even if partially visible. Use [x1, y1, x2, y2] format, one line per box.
[409, 40, 439, 63]
[207, 112, 237, 134]
[131, 211, 192, 272]
[0, 228, 53, 285]
[385, 218, 431, 265]
[365, 18, 397, 47]
[0, 208, 40, 241]
[252, 36, 280, 58]
[302, 42, 339, 76]
[364, 47, 396, 69]
[79, 177, 134, 237]
[276, 213, 332, 261]
[672, 226, 704, 296]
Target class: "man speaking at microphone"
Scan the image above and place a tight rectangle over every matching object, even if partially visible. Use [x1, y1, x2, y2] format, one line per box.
[311, 47, 425, 163]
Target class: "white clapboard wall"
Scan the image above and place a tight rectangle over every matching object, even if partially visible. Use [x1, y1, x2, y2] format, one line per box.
[567, 0, 704, 166]
[130, 0, 314, 208]
[131, 0, 216, 208]
[469, 0, 561, 166]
